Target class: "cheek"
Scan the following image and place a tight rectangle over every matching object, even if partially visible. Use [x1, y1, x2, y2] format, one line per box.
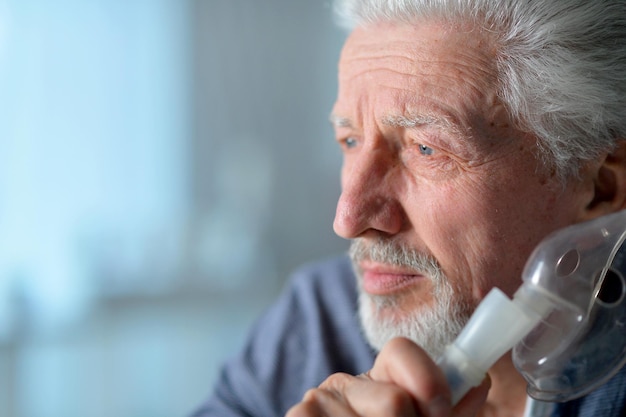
[437, 204, 510, 297]
[408, 183, 501, 297]
[417, 178, 552, 301]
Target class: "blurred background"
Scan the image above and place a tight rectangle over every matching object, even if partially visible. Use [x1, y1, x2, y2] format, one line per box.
[0, 1, 348, 416]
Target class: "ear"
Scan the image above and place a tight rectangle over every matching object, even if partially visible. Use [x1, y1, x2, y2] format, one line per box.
[583, 140, 626, 219]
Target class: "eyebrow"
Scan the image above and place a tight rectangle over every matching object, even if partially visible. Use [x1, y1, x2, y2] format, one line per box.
[329, 112, 464, 137]
[382, 114, 463, 136]
[329, 114, 353, 129]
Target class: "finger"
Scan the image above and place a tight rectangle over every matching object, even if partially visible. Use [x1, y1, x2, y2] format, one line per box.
[369, 337, 453, 417]
[453, 374, 491, 417]
[346, 380, 420, 417]
[286, 386, 357, 417]
[322, 372, 420, 417]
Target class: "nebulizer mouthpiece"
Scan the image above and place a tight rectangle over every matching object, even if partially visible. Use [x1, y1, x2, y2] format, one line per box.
[437, 210, 626, 405]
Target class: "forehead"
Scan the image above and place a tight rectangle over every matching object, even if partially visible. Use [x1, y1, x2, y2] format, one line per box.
[333, 20, 501, 131]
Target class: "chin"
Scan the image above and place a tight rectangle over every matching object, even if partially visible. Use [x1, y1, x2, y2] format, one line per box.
[357, 286, 472, 359]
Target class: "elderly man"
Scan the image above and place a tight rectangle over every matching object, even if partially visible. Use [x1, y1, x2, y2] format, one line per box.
[193, 0, 626, 416]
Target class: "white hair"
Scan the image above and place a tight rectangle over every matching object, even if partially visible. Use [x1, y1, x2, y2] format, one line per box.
[334, 0, 626, 180]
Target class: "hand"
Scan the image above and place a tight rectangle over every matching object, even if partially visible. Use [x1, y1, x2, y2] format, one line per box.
[285, 337, 490, 417]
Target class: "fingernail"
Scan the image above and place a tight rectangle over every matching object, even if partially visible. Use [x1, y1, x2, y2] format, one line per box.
[428, 396, 452, 417]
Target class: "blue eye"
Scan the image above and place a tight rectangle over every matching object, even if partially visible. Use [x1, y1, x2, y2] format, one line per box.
[344, 137, 358, 149]
[419, 144, 434, 155]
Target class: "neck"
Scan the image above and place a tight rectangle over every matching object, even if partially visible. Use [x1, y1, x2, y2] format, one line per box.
[479, 353, 528, 417]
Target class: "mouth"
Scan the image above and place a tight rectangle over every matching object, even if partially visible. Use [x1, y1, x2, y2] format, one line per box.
[359, 261, 427, 295]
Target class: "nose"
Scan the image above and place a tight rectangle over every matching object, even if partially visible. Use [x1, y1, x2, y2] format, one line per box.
[333, 149, 405, 239]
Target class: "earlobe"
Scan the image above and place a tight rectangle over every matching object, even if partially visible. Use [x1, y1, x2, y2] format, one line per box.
[584, 140, 626, 219]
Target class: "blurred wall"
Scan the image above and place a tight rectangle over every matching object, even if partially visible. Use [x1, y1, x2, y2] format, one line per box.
[190, 0, 348, 292]
[0, 0, 348, 416]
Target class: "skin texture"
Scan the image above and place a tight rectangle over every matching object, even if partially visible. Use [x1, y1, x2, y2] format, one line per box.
[287, 19, 626, 417]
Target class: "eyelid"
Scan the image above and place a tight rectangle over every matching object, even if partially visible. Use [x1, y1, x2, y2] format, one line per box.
[333, 121, 359, 148]
[407, 128, 473, 160]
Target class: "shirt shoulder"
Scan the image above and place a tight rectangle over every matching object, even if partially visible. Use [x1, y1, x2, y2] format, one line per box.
[193, 256, 375, 417]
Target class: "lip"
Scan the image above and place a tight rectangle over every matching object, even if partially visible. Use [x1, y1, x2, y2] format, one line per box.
[360, 261, 425, 295]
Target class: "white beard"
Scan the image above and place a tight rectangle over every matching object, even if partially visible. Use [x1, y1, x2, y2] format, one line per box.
[350, 238, 473, 359]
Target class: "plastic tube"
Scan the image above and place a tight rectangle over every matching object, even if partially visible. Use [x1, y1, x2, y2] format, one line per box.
[436, 286, 553, 404]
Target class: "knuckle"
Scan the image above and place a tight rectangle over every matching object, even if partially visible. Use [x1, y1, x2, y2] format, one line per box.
[379, 386, 415, 415]
[319, 372, 354, 390]
[376, 337, 417, 366]
[302, 387, 325, 403]
[302, 387, 343, 405]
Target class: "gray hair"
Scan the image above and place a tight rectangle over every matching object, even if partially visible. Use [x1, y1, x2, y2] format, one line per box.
[334, 0, 626, 180]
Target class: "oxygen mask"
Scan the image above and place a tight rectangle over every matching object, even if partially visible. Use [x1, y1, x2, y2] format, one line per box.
[436, 210, 626, 404]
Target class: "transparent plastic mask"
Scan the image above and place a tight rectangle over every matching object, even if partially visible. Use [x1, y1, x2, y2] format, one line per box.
[437, 210, 626, 404]
[512, 210, 626, 402]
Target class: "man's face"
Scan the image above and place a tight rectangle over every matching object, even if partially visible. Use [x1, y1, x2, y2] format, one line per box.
[331, 21, 594, 353]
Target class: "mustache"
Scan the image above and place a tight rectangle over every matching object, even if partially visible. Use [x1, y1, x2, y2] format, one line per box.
[349, 238, 445, 282]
